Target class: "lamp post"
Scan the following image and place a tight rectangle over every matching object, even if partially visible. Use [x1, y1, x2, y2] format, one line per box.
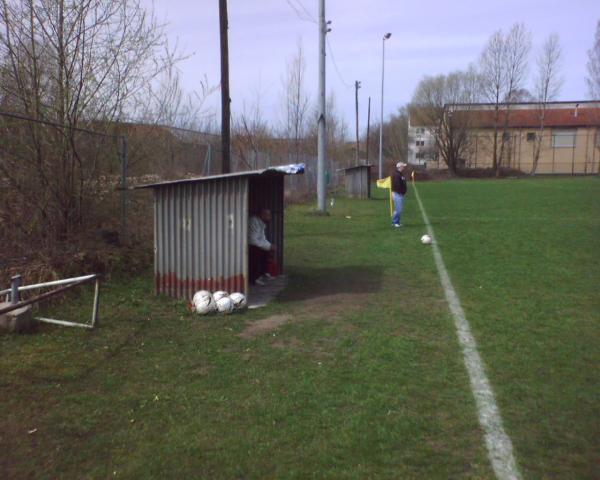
[378, 32, 391, 179]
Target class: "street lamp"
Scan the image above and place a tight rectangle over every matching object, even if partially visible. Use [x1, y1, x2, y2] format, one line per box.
[378, 32, 391, 179]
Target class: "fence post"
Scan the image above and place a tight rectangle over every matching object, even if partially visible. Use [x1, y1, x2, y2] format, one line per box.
[10, 275, 21, 304]
[121, 136, 129, 243]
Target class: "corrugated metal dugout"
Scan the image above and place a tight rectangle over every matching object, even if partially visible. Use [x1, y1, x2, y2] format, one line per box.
[344, 164, 372, 199]
[135, 169, 296, 300]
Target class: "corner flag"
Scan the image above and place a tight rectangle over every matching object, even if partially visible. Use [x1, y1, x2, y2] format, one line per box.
[376, 176, 393, 217]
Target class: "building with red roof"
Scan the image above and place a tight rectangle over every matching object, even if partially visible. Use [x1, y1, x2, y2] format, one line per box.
[409, 101, 600, 174]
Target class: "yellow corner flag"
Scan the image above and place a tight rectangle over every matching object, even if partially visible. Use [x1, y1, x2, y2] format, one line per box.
[376, 176, 393, 217]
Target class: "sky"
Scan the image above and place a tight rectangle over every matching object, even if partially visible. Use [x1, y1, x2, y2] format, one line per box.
[144, 0, 598, 133]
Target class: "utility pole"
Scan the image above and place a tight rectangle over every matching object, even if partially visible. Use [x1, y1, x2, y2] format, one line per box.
[219, 0, 231, 174]
[354, 80, 361, 166]
[378, 32, 391, 179]
[366, 96, 371, 165]
[317, 0, 328, 212]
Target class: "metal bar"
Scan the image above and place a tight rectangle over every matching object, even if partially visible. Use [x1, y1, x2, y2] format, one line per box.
[35, 317, 93, 329]
[571, 132, 576, 175]
[121, 136, 129, 241]
[584, 127, 590, 174]
[208, 143, 212, 174]
[91, 279, 100, 327]
[552, 134, 556, 173]
[0, 276, 97, 315]
[10, 275, 21, 304]
[0, 274, 97, 296]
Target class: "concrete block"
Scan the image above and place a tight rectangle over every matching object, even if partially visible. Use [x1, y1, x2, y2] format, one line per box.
[0, 302, 34, 333]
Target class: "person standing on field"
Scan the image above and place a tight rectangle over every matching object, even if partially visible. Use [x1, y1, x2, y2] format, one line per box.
[391, 162, 407, 228]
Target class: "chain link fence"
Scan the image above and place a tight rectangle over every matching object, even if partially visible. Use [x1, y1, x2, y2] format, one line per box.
[423, 130, 600, 174]
[1, 113, 352, 281]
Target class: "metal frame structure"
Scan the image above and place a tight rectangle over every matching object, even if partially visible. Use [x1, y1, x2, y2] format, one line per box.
[136, 168, 298, 300]
[0, 274, 100, 329]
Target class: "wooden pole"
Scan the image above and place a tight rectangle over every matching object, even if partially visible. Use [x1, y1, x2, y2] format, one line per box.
[355, 80, 361, 165]
[219, 0, 231, 173]
[366, 97, 371, 165]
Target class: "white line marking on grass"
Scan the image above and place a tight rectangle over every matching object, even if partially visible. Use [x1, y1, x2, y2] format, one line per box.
[413, 185, 521, 480]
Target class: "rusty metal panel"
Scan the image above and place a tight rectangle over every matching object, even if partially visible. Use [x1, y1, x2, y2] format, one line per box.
[154, 177, 248, 300]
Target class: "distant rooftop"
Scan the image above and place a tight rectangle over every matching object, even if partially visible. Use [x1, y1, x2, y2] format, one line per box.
[409, 100, 600, 128]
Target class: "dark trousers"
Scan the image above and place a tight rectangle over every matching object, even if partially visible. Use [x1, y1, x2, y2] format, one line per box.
[249, 245, 270, 283]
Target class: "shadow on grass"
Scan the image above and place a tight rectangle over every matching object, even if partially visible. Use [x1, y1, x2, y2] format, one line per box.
[279, 265, 383, 302]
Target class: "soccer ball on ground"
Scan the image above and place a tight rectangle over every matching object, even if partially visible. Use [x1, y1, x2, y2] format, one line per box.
[216, 296, 235, 314]
[420, 234, 432, 245]
[229, 292, 247, 310]
[193, 290, 216, 315]
[212, 291, 228, 302]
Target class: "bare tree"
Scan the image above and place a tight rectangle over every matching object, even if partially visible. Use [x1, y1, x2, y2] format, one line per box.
[586, 20, 600, 99]
[480, 30, 505, 171]
[506, 88, 535, 102]
[480, 23, 531, 175]
[383, 108, 408, 163]
[497, 23, 531, 173]
[140, 54, 218, 132]
[411, 68, 483, 174]
[0, 0, 174, 244]
[280, 40, 310, 163]
[232, 84, 273, 170]
[531, 33, 563, 174]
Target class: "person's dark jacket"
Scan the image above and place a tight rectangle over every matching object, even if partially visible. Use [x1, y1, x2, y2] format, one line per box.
[391, 170, 407, 195]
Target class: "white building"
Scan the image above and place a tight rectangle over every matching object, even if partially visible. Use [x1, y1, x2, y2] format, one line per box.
[407, 113, 436, 166]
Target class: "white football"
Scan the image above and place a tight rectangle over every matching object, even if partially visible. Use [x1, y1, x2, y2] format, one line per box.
[212, 291, 228, 302]
[193, 290, 215, 315]
[216, 296, 235, 314]
[421, 234, 432, 245]
[229, 292, 247, 310]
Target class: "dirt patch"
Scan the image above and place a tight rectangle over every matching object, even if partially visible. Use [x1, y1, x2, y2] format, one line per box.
[299, 292, 371, 320]
[239, 314, 293, 339]
[271, 335, 303, 350]
[240, 291, 369, 340]
[270, 335, 333, 360]
[189, 365, 213, 377]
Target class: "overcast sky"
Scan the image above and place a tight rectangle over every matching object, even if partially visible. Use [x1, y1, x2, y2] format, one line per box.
[145, 0, 598, 132]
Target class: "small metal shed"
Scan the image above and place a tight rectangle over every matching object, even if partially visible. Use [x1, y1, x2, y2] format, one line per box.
[344, 164, 372, 199]
[135, 168, 301, 300]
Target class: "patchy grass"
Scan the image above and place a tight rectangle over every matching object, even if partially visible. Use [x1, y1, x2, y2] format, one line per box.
[1, 176, 598, 479]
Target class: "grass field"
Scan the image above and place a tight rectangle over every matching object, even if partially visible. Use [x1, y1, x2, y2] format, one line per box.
[1, 176, 598, 479]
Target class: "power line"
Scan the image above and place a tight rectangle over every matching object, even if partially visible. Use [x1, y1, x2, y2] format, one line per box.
[326, 36, 352, 89]
[292, 0, 317, 23]
[284, 0, 317, 24]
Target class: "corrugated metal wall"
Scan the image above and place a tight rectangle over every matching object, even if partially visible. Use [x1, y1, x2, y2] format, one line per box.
[248, 174, 284, 270]
[154, 177, 249, 300]
[345, 167, 371, 199]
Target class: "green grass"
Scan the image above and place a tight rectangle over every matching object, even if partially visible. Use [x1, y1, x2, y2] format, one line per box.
[1, 176, 598, 479]
[416, 176, 600, 479]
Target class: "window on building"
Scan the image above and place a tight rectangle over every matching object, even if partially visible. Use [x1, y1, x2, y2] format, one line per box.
[415, 140, 425, 147]
[552, 130, 576, 148]
[416, 127, 425, 134]
[526, 132, 536, 142]
[502, 132, 511, 142]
